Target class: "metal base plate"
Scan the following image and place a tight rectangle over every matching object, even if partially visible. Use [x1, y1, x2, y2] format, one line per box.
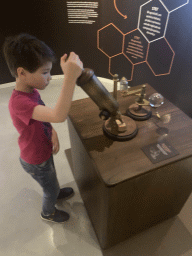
[103, 115, 138, 141]
[126, 104, 152, 121]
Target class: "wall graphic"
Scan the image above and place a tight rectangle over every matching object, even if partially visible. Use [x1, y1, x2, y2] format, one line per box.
[97, 0, 189, 81]
[67, 1, 99, 24]
[0, 0, 192, 117]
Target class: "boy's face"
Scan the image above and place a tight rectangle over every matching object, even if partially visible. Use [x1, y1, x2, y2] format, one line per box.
[24, 61, 52, 91]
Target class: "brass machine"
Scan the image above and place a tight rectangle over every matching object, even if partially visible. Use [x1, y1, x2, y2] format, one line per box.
[76, 68, 138, 141]
[122, 83, 152, 121]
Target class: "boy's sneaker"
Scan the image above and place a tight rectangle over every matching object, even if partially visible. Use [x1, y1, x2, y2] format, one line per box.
[41, 208, 69, 223]
[57, 187, 74, 200]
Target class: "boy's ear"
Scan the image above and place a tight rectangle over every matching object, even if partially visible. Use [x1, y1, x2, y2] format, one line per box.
[17, 67, 26, 77]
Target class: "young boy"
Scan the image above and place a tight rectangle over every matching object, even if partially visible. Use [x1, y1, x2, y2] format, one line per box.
[3, 34, 83, 223]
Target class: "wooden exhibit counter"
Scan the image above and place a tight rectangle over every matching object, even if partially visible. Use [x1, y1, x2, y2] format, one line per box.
[67, 83, 192, 249]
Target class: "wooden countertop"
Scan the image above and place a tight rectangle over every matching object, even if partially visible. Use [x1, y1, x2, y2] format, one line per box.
[68, 84, 192, 186]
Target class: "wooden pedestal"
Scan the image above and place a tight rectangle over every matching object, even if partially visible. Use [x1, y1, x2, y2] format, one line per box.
[67, 84, 192, 249]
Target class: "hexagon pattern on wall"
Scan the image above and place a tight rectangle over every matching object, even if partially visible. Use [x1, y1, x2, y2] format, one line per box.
[97, 23, 124, 58]
[97, 0, 189, 80]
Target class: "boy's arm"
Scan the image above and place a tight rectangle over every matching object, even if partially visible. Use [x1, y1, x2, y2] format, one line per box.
[32, 52, 83, 123]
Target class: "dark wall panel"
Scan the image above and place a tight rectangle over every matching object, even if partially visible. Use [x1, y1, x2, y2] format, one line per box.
[0, 0, 192, 117]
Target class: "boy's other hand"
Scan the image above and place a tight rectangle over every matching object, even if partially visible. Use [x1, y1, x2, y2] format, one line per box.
[52, 128, 60, 155]
[60, 52, 83, 80]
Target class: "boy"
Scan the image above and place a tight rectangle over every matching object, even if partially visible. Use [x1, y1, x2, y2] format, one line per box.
[3, 34, 83, 223]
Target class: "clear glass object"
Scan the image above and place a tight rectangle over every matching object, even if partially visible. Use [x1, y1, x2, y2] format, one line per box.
[120, 77, 130, 91]
[149, 93, 164, 108]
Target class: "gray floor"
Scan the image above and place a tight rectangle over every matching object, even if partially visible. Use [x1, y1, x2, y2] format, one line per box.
[1, 77, 192, 256]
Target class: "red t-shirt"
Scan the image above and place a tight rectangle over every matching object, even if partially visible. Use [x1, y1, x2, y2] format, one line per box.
[9, 88, 53, 164]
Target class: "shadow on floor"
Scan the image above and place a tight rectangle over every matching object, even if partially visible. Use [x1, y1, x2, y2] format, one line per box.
[102, 216, 192, 256]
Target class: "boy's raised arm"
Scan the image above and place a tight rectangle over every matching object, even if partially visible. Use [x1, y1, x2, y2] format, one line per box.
[32, 52, 83, 123]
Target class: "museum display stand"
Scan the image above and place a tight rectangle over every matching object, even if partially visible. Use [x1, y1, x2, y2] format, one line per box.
[67, 83, 192, 249]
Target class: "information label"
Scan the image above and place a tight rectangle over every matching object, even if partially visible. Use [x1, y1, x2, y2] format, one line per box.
[67, 1, 99, 24]
[126, 36, 144, 60]
[142, 139, 179, 164]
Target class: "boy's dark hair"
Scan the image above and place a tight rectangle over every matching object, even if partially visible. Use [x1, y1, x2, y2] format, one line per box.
[3, 34, 56, 78]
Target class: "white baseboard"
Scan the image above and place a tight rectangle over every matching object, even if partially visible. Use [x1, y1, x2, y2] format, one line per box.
[0, 75, 65, 89]
[51, 75, 64, 80]
[0, 75, 119, 90]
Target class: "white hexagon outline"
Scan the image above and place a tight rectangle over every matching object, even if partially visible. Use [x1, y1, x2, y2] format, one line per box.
[161, 0, 189, 13]
[137, 0, 170, 44]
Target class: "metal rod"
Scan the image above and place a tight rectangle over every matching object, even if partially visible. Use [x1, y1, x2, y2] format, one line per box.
[113, 74, 119, 100]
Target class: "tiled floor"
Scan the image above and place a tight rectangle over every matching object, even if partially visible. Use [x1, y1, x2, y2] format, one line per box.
[1, 77, 192, 256]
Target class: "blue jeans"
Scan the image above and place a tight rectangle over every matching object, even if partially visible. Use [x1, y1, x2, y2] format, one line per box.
[19, 155, 60, 215]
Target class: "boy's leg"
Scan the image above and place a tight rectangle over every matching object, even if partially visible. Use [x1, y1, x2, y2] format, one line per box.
[39, 155, 61, 215]
[19, 156, 60, 215]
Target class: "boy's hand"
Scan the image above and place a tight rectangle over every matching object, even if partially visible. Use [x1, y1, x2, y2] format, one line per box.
[51, 128, 60, 155]
[60, 52, 83, 80]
